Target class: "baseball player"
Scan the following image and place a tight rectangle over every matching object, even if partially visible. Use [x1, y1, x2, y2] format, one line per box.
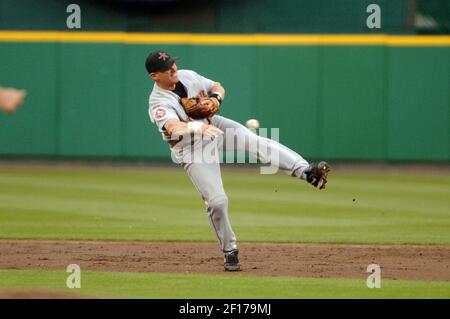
[146, 51, 330, 271]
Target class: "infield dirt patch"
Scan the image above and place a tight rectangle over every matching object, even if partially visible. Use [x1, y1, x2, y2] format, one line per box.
[0, 240, 449, 281]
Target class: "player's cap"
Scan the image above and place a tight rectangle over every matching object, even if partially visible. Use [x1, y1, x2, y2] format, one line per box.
[145, 51, 177, 74]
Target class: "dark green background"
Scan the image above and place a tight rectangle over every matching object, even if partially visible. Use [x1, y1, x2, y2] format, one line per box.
[0, 0, 448, 34]
[0, 42, 448, 161]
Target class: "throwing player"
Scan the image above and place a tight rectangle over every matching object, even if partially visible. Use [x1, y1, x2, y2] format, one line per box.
[145, 51, 330, 271]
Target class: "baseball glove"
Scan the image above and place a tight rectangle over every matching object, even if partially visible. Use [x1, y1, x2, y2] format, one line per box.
[181, 96, 219, 119]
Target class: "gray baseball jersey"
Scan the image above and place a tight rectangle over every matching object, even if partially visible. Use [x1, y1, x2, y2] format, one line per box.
[148, 69, 214, 142]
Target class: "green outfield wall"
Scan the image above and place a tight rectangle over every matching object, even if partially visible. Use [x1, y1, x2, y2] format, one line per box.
[0, 36, 448, 161]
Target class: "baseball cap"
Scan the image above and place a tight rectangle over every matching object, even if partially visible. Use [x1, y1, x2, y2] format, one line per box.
[145, 50, 177, 74]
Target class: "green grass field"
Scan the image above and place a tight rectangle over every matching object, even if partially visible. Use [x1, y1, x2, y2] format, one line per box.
[1, 270, 449, 298]
[0, 165, 449, 298]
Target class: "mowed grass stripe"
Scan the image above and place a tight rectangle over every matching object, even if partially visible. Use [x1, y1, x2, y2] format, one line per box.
[1, 170, 448, 215]
[0, 270, 449, 299]
[1, 168, 449, 211]
[1, 167, 449, 190]
[2, 166, 449, 186]
[0, 175, 448, 225]
[0, 167, 449, 244]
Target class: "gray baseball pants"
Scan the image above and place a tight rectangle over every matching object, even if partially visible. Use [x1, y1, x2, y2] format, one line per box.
[178, 115, 309, 253]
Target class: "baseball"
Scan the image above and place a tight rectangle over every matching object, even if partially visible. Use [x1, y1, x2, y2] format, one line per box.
[246, 119, 260, 129]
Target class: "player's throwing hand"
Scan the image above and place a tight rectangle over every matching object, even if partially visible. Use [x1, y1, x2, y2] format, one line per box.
[202, 124, 224, 140]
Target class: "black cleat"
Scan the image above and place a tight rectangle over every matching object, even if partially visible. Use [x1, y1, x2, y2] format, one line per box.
[304, 161, 331, 190]
[224, 250, 241, 271]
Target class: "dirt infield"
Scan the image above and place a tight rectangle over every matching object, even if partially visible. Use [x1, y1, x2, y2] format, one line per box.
[0, 240, 449, 281]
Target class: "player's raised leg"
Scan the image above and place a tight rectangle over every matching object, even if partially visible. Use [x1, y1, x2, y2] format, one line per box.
[212, 115, 330, 189]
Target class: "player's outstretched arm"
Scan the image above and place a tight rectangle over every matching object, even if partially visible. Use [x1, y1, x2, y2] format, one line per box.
[164, 118, 223, 140]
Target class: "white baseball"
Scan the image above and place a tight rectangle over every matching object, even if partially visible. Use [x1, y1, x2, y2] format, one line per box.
[246, 119, 260, 129]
